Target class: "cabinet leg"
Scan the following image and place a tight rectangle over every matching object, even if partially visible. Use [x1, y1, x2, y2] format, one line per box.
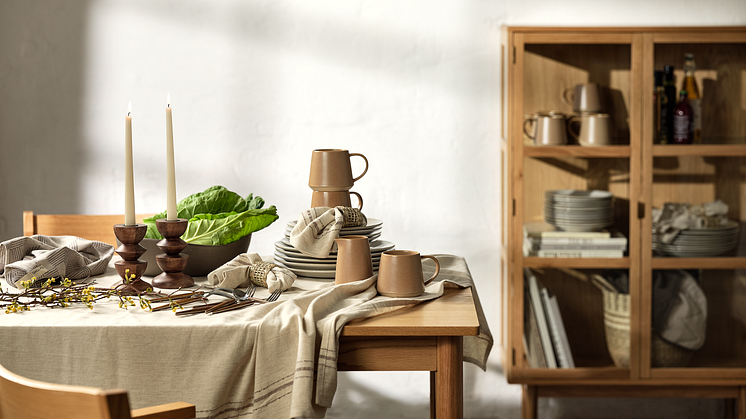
[522, 385, 537, 419]
[725, 398, 735, 419]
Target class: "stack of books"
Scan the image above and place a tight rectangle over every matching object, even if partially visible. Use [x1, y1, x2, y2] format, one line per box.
[523, 222, 627, 258]
[523, 268, 574, 369]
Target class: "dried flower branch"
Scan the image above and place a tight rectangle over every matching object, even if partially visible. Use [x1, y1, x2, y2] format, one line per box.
[0, 274, 198, 314]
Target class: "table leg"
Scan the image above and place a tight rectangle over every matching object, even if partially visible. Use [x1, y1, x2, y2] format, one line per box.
[738, 386, 746, 419]
[433, 336, 463, 419]
[430, 371, 436, 419]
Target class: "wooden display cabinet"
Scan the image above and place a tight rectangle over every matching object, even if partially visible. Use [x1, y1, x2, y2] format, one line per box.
[502, 27, 746, 418]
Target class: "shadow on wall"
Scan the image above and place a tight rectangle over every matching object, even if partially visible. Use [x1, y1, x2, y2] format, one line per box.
[0, 0, 90, 241]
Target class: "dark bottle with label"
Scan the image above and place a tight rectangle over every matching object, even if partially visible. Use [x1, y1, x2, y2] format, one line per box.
[653, 70, 667, 144]
[682, 53, 702, 143]
[672, 90, 693, 144]
[663, 65, 676, 144]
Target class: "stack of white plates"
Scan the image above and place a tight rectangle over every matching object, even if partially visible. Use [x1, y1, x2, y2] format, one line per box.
[544, 189, 614, 232]
[653, 220, 740, 257]
[273, 218, 394, 279]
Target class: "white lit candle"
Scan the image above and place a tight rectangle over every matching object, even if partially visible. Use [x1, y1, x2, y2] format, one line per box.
[166, 93, 177, 220]
[124, 101, 136, 226]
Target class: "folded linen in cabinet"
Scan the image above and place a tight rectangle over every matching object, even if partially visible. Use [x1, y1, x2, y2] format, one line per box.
[0, 235, 115, 288]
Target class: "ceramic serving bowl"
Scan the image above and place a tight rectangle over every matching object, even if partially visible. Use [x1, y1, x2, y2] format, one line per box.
[127, 234, 252, 277]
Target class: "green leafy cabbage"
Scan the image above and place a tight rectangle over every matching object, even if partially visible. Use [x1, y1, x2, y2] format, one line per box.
[144, 186, 278, 245]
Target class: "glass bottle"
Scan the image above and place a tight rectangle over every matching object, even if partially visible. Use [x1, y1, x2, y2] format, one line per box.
[673, 90, 693, 144]
[681, 53, 702, 143]
[653, 71, 667, 144]
[663, 65, 676, 143]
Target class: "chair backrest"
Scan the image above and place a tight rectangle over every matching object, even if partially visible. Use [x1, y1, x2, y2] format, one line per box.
[0, 363, 194, 419]
[23, 211, 155, 247]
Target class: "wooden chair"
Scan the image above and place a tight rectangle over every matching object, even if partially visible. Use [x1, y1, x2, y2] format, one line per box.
[0, 363, 195, 419]
[23, 211, 154, 247]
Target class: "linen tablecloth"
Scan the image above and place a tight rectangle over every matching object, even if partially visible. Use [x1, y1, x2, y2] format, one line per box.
[0, 254, 491, 419]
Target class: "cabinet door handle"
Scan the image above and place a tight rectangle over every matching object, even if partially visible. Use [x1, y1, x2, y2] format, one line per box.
[638, 202, 645, 219]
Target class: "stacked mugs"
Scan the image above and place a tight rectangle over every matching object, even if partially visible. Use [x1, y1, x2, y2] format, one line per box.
[523, 82, 612, 147]
[308, 149, 368, 209]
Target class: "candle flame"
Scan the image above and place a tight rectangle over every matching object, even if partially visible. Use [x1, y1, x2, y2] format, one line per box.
[127, 101, 132, 116]
[167, 93, 171, 108]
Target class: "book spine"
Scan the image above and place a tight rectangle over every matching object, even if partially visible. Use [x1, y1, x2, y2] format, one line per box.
[526, 269, 558, 368]
[525, 237, 627, 246]
[541, 289, 567, 368]
[535, 244, 627, 251]
[536, 250, 624, 258]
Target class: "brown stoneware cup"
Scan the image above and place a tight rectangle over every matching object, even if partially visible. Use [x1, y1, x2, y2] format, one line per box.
[334, 235, 374, 285]
[311, 190, 363, 210]
[376, 250, 440, 298]
[562, 83, 604, 113]
[523, 112, 567, 146]
[308, 149, 369, 191]
[568, 112, 611, 146]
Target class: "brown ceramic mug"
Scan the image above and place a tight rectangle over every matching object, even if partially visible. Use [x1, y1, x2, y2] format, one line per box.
[376, 250, 440, 298]
[568, 113, 611, 146]
[308, 149, 369, 191]
[334, 235, 374, 285]
[311, 190, 363, 210]
[562, 83, 604, 113]
[523, 112, 567, 146]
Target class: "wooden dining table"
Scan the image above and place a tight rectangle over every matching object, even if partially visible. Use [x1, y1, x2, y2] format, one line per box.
[0, 254, 487, 419]
[339, 286, 480, 419]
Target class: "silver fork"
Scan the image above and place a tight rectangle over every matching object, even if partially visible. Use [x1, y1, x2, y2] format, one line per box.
[265, 289, 282, 302]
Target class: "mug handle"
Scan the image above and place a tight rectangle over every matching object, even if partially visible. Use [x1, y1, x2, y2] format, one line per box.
[567, 116, 581, 142]
[349, 191, 363, 210]
[523, 118, 535, 140]
[561, 87, 574, 108]
[421, 255, 440, 286]
[350, 153, 369, 182]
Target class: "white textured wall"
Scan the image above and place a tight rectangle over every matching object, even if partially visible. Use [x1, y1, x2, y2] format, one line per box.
[1, 1, 745, 418]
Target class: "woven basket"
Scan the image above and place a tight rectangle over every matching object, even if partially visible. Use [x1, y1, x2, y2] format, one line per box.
[592, 275, 693, 368]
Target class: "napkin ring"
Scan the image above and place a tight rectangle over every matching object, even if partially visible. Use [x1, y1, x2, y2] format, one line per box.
[249, 262, 277, 288]
[337, 206, 367, 227]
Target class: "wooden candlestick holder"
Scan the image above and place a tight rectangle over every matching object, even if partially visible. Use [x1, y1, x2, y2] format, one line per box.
[113, 224, 151, 294]
[152, 218, 194, 289]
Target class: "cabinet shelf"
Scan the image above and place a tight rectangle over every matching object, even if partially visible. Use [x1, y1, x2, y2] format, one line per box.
[524, 145, 631, 158]
[653, 144, 746, 157]
[651, 257, 746, 270]
[523, 257, 630, 269]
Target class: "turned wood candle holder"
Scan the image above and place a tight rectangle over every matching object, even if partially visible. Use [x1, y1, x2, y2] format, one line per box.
[152, 218, 194, 289]
[113, 224, 152, 294]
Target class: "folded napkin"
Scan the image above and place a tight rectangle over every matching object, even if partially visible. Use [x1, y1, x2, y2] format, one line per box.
[290, 206, 367, 258]
[0, 235, 115, 288]
[208, 252, 296, 292]
[652, 200, 729, 243]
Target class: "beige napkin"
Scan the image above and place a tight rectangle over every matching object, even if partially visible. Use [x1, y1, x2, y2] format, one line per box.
[290, 206, 367, 258]
[0, 235, 114, 288]
[207, 252, 296, 292]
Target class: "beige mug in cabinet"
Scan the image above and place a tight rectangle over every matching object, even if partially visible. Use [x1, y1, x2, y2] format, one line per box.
[308, 149, 369, 191]
[334, 235, 374, 285]
[376, 250, 440, 298]
[568, 113, 611, 146]
[562, 83, 604, 113]
[311, 190, 363, 210]
[523, 113, 567, 146]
